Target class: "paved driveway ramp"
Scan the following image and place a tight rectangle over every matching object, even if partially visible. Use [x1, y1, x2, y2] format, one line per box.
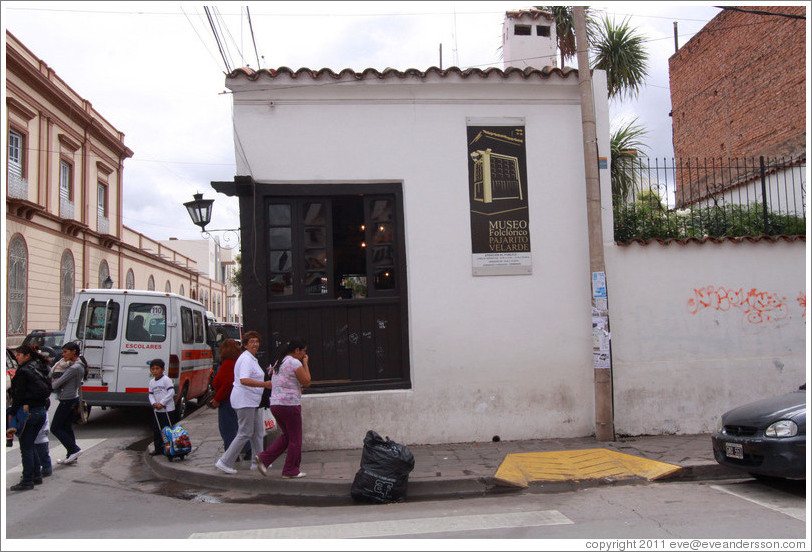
[493, 448, 683, 488]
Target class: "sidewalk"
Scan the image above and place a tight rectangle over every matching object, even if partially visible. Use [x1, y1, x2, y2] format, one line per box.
[145, 404, 740, 506]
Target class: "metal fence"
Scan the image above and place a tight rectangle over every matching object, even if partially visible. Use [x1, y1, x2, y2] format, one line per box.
[612, 156, 807, 243]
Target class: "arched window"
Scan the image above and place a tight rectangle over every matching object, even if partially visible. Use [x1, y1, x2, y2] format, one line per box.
[99, 260, 110, 288]
[126, 269, 135, 289]
[165, 280, 172, 293]
[147, 275, 155, 291]
[7, 235, 28, 335]
[180, 284, 185, 297]
[60, 250, 75, 330]
[204, 290, 209, 310]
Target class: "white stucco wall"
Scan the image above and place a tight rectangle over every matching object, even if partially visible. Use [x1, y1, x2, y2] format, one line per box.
[605, 239, 807, 435]
[228, 69, 612, 448]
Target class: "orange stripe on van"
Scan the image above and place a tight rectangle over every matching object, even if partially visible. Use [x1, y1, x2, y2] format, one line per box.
[181, 349, 213, 361]
[125, 388, 149, 393]
[82, 386, 108, 392]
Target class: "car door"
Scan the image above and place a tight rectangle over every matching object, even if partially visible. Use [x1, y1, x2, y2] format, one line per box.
[119, 295, 171, 394]
[74, 295, 122, 392]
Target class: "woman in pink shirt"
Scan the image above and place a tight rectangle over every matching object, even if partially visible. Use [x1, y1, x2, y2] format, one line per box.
[255, 339, 311, 478]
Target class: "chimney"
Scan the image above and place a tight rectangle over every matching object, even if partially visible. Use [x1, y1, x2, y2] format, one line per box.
[502, 9, 558, 70]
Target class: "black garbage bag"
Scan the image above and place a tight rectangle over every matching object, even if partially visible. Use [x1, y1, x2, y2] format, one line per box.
[351, 430, 415, 504]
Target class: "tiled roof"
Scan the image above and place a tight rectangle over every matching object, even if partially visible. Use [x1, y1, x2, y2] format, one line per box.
[617, 235, 805, 247]
[505, 9, 554, 21]
[227, 65, 577, 82]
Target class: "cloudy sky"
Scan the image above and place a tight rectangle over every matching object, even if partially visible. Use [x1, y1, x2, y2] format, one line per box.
[3, 1, 724, 241]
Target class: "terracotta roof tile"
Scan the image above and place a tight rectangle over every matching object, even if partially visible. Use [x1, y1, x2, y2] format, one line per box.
[227, 65, 577, 82]
[505, 9, 554, 21]
[617, 235, 806, 247]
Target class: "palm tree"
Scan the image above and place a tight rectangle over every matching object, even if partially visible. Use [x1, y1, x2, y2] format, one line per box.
[610, 119, 649, 205]
[534, 6, 596, 68]
[591, 15, 649, 100]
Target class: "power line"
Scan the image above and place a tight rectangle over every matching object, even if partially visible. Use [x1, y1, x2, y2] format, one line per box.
[246, 5, 262, 69]
[715, 6, 805, 20]
[204, 5, 231, 73]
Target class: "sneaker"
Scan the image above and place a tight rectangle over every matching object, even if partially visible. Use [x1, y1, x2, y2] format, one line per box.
[215, 459, 237, 475]
[254, 455, 268, 477]
[33, 477, 43, 485]
[63, 449, 83, 464]
[282, 472, 307, 479]
[10, 482, 34, 491]
[249, 463, 258, 471]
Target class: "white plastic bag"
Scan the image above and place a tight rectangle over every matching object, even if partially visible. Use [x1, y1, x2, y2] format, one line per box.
[262, 408, 277, 434]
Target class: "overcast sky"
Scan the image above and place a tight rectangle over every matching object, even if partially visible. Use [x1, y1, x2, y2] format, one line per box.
[3, 1, 726, 241]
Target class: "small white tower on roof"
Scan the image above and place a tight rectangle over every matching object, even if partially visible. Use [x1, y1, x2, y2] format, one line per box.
[502, 9, 558, 70]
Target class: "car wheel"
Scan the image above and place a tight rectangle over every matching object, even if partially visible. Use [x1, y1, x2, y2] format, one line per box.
[176, 386, 189, 419]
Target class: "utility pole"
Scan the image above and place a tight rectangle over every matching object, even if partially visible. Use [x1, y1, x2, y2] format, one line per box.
[574, 6, 615, 442]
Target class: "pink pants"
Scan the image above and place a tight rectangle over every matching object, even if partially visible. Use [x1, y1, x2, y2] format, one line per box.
[257, 405, 303, 476]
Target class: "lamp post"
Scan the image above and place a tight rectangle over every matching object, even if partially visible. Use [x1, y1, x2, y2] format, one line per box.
[103, 275, 114, 289]
[183, 193, 240, 250]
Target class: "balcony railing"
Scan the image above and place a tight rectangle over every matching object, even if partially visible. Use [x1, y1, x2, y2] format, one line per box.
[60, 197, 75, 220]
[97, 214, 110, 235]
[7, 172, 28, 200]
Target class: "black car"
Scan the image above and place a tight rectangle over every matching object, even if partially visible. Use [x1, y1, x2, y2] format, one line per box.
[711, 385, 806, 479]
[22, 330, 65, 366]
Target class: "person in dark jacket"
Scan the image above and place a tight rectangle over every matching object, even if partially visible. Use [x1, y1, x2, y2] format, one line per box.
[8, 345, 50, 491]
[208, 339, 251, 459]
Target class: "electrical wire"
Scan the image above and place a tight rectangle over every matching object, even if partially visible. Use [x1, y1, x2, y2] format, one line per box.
[246, 5, 262, 69]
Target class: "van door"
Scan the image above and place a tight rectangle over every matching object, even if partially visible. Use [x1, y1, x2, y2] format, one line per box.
[119, 296, 171, 394]
[75, 295, 122, 393]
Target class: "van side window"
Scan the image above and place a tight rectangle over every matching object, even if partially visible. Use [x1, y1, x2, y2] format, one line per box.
[77, 301, 120, 340]
[193, 310, 205, 343]
[181, 307, 194, 344]
[126, 304, 166, 342]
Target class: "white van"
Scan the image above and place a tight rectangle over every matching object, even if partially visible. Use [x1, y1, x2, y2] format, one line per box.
[63, 289, 214, 418]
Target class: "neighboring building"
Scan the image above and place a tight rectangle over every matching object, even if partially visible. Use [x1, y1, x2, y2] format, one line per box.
[5, 30, 225, 341]
[213, 10, 613, 448]
[668, 5, 806, 206]
[160, 238, 242, 322]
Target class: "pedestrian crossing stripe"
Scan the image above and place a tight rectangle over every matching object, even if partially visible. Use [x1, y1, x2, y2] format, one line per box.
[5, 438, 105, 476]
[189, 509, 573, 539]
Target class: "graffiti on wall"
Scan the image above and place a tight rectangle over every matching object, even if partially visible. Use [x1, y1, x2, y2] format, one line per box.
[687, 286, 806, 327]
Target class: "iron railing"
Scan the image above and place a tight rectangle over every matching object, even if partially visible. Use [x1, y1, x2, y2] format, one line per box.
[612, 156, 806, 243]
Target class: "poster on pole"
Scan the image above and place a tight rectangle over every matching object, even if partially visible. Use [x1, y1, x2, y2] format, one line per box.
[466, 119, 532, 276]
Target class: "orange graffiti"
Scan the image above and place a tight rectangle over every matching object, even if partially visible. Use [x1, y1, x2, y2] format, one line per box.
[798, 292, 806, 318]
[687, 286, 790, 325]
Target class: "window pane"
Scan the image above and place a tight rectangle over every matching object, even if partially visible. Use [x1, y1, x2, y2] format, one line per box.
[305, 272, 328, 295]
[270, 273, 293, 296]
[304, 226, 325, 247]
[78, 301, 119, 340]
[269, 228, 291, 249]
[374, 269, 395, 290]
[370, 199, 393, 222]
[7, 236, 27, 334]
[270, 250, 291, 272]
[269, 204, 291, 225]
[371, 245, 394, 265]
[194, 310, 204, 343]
[304, 249, 327, 270]
[127, 303, 166, 342]
[303, 202, 326, 225]
[372, 222, 393, 244]
[181, 307, 194, 343]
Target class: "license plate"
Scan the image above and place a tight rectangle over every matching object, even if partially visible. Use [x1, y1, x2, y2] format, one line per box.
[725, 442, 744, 459]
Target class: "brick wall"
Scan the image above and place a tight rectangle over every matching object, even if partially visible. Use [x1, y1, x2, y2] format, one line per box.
[668, 6, 806, 162]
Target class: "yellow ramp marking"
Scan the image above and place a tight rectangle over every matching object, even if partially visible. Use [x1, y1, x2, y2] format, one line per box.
[493, 448, 683, 488]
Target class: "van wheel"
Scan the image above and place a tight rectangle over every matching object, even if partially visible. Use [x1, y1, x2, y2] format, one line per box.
[176, 386, 189, 419]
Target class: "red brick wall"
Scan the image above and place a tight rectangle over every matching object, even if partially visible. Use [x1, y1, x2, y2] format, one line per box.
[668, 6, 806, 162]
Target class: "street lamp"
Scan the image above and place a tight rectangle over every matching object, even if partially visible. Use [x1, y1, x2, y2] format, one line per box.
[184, 193, 240, 250]
[103, 276, 114, 289]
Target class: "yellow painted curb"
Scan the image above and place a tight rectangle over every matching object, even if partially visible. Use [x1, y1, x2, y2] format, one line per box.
[493, 448, 684, 488]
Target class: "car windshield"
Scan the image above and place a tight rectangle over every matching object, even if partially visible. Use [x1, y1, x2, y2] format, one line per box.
[42, 334, 65, 348]
[220, 326, 241, 339]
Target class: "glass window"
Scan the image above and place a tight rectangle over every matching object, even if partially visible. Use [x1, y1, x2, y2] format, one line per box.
[165, 280, 171, 293]
[60, 251, 75, 330]
[8, 130, 23, 177]
[268, 203, 293, 296]
[60, 160, 72, 201]
[181, 306, 194, 343]
[147, 275, 155, 291]
[98, 261, 110, 288]
[126, 269, 135, 289]
[126, 303, 166, 342]
[193, 310, 204, 343]
[7, 235, 27, 335]
[77, 300, 120, 340]
[97, 182, 107, 217]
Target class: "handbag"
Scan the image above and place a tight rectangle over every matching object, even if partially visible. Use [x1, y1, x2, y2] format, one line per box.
[73, 388, 88, 425]
[262, 407, 277, 434]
